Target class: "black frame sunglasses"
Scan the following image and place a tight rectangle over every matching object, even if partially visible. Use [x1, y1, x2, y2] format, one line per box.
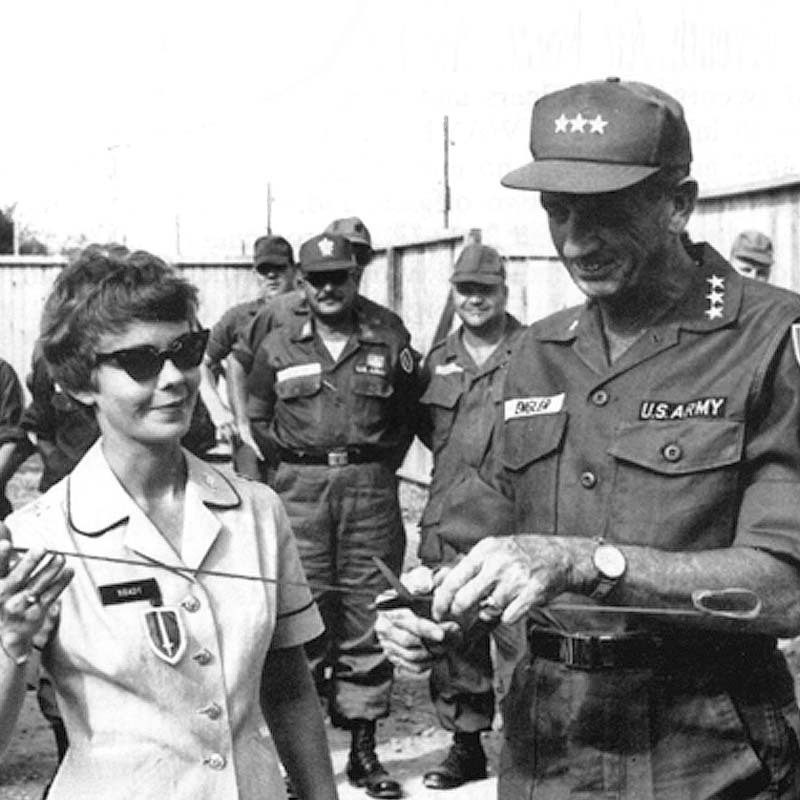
[302, 269, 353, 289]
[94, 328, 209, 382]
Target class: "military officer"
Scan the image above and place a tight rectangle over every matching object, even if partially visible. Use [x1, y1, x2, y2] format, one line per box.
[376, 78, 800, 798]
[247, 232, 422, 799]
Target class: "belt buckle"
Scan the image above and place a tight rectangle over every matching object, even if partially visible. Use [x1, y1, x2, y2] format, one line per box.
[327, 450, 349, 467]
[560, 634, 594, 670]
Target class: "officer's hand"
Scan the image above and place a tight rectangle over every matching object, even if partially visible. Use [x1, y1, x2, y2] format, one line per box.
[0, 525, 73, 664]
[432, 535, 577, 625]
[375, 607, 460, 675]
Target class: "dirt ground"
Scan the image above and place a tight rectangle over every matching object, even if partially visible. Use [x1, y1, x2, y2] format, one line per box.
[1, 459, 799, 799]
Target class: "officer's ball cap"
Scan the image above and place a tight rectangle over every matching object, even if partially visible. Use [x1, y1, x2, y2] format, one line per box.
[450, 244, 506, 286]
[299, 233, 356, 272]
[502, 77, 692, 194]
[323, 216, 372, 248]
[253, 235, 294, 268]
[730, 230, 773, 267]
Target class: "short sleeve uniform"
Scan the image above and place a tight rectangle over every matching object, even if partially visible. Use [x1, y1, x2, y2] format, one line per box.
[6, 441, 322, 800]
[492, 243, 800, 798]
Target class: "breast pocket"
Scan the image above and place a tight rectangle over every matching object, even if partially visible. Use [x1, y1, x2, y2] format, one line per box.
[420, 377, 463, 454]
[502, 412, 567, 533]
[274, 373, 322, 401]
[608, 419, 744, 548]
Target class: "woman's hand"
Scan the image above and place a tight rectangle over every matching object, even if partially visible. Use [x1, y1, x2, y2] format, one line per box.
[0, 525, 73, 665]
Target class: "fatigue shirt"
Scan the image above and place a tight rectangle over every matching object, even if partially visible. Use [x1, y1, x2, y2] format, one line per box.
[492, 243, 800, 797]
[417, 315, 523, 563]
[246, 296, 421, 469]
[232, 289, 409, 374]
[206, 298, 264, 368]
[7, 442, 323, 800]
[494, 243, 800, 630]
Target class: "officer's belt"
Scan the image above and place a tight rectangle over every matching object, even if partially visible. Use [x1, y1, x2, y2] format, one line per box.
[527, 627, 775, 671]
[278, 445, 389, 467]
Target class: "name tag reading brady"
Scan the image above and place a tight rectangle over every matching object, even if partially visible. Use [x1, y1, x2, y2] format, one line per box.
[505, 393, 565, 420]
[99, 578, 163, 607]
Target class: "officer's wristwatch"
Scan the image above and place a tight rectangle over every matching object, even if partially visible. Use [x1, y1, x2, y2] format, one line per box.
[588, 537, 627, 601]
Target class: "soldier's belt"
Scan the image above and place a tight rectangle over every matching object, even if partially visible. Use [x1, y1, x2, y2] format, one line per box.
[527, 628, 775, 671]
[278, 445, 389, 467]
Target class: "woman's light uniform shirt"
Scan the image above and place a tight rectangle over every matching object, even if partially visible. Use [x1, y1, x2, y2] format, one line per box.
[7, 441, 323, 800]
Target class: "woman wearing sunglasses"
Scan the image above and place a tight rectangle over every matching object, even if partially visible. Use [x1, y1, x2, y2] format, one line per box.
[0, 248, 336, 800]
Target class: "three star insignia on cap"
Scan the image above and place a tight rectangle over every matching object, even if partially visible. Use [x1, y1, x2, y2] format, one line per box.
[704, 275, 725, 320]
[318, 237, 334, 256]
[554, 113, 608, 134]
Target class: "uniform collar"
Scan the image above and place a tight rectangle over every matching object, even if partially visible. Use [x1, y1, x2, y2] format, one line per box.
[442, 313, 522, 371]
[67, 440, 241, 539]
[534, 242, 742, 345]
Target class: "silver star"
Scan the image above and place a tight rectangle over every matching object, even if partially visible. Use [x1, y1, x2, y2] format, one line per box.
[707, 275, 725, 290]
[589, 114, 608, 134]
[705, 306, 724, 320]
[555, 114, 569, 133]
[570, 113, 587, 133]
[706, 290, 724, 306]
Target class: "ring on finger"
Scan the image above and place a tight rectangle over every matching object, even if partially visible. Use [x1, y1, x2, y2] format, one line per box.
[24, 593, 39, 607]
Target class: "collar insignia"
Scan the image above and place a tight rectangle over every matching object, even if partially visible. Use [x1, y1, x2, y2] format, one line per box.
[705, 275, 725, 320]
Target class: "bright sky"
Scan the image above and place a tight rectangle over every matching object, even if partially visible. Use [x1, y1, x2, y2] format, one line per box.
[1, 0, 798, 258]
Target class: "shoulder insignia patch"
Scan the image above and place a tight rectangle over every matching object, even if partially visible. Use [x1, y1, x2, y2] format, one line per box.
[399, 348, 414, 374]
[504, 393, 565, 420]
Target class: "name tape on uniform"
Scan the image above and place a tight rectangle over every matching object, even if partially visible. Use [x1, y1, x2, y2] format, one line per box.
[505, 393, 565, 420]
[434, 363, 464, 376]
[276, 363, 322, 383]
[99, 578, 162, 607]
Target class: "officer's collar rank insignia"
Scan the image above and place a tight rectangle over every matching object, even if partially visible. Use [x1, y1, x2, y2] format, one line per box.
[142, 606, 187, 665]
[318, 237, 334, 257]
[704, 275, 725, 320]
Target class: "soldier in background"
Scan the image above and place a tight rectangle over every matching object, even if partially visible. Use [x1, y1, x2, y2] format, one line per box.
[414, 243, 526, 789]
[198, 234, 296, 478]
[247, 233, 422, 799]
[729, 230, 773, 282]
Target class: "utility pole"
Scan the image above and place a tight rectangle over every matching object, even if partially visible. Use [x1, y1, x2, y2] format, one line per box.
[443, 115, 451, 229]
[267, 182, 273, 234]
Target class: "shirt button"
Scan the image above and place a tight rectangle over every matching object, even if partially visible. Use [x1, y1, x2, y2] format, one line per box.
[590, 389, 609, 406]
[662, 443, 683, 462]
[192, 649, 213, 666]
[203, 753, 226, 770]
[182, 596, 201, 612]
[199, 702, 223, 720]
[580, 471, 597, 489]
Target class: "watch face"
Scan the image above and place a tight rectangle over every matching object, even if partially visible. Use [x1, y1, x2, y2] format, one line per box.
[594, 543, 626, 580]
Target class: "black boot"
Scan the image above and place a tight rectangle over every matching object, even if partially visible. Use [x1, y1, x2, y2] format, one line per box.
[423, 731, 488, 789]
[345, 719, 401, 799]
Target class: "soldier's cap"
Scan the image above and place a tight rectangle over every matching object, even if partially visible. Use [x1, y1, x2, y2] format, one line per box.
[323, 216, 372, 247]
[730, 230, 773, 267]
[502, 77, 692, 195]
[298, 233, 356, 272]
[253, 235, 294, 269]
[450, 244, 506, 286]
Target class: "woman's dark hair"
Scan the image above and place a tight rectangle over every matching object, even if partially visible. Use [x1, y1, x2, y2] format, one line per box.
[40, 244, 199, 394]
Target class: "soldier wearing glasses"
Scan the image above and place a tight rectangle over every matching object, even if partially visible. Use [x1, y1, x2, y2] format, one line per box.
[248, 233, 422, 799]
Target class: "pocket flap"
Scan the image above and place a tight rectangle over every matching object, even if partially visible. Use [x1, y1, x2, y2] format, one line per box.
[609, 419, 744, 475]
[420, 377, 463, 409]
[502, 413, 567, 471]
[274, 373, 322, 399]
[351, 374, 394, 399]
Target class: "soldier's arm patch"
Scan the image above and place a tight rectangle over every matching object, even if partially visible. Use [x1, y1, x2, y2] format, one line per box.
[399, 347, 414, 374]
